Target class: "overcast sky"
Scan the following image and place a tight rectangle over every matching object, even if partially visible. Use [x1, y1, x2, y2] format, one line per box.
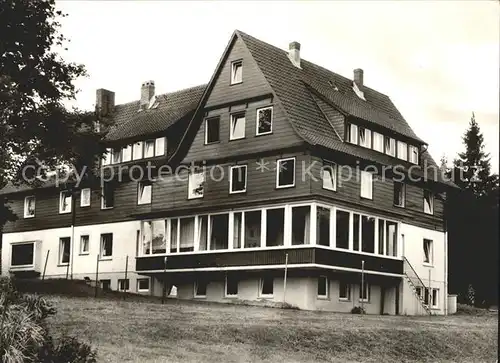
[56, 0, 499, 172]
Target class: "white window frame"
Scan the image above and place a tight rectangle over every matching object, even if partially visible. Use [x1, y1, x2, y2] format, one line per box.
[230, 112, 246, 140]
[137, 181, 152, 205]
[229, 165, 247, 194]
[58, 237, 70, 265]
[423, 190, 434, 215]
[59, 190, 72, 214]
[393, 182, 405, 207]
[431, 288, 439, 308]
[276, 157, 296, 189]
[423, 238, 433, 265]
[359, 127, 372, 149]
[230, 60, 243, 85]
[80, 235, 90, 255]
[348, 124, 358, 144]
[80, 188, 91, 207]
[194, 280, 207, 298]
[155, 137, 165, 156]
[360, 171, 373, 200]
[102, 148, 112, 166]
[259, 276, 274, 298]
[118, 279, 130, 291]
[373, 131, 384, 153]
[322, 160, 337, 191]
[397, 141, 408, 161]
[122, 144, 132, 162]
[132, 141, 143, 160]
[137, 278, 150, 292]
[204, 117, 220, 144]
[24, 196, 35, 218]
[317, 275, 329, 299]
[409, 145, 419, 164]
[385, 137, 396, 157]
[112, 148, 122, 164]
[101, 184, 114, 210]
[100, 233, 113, 259]
[339, 280, 351, 301]
[10, 242, 36, 268]
[255, 106, 273, 135]
[144, 139, 155, 158]
[224, 275, 238, 298]
[188, 171, 205, 199]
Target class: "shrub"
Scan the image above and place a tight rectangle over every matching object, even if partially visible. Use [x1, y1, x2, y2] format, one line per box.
[351, 306, 366, 314]
[0, 277, 97, 363]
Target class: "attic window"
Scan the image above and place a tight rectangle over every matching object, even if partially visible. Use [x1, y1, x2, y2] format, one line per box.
[231, 60, 243, 85]
[328, 80, 339, 91]
[352, 82, 366, 101]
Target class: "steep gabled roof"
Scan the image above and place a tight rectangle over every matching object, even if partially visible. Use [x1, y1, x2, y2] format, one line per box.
[105, 84, 206, 142]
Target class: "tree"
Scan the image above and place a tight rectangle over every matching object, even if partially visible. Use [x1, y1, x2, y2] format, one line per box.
[447, 113, 499, 307]
[0, 0, 107, 228]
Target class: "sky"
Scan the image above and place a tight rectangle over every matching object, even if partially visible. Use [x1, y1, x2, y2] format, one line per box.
[56, 0, 499, 172]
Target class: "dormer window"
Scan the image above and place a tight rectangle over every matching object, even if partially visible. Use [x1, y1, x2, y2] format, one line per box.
[385, 137, 396, 157]
[231, 60, 243, 85]
[359, 127, 371, 148]
[397, 141, 408, 161]
[348, 124, 358, 144]
[373, 132, 384, 153]
[144, 140, 155, 158]
[112, 148, 121, 164]
[155, 137, 165, 156]
[133, 141, 143, 160]
[102, 149, 112, 166]
[122, 145, 132, 162]
[409, 145, 419, 164]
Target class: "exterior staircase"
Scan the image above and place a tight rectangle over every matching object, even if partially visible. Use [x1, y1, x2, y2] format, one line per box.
[403, 257, 432, 315]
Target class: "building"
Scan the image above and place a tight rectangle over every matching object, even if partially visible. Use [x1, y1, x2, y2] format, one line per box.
[0, 30, 453, 315]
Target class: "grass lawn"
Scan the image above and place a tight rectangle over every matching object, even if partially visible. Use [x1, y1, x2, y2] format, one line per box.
[46, 295, 498, 363]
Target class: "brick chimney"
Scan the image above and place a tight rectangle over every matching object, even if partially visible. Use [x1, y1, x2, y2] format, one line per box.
[288, 41, 301, 68]
[353, 68, 364, 87]
[140, 80, 155, 109]
[96, 89, 115, 117]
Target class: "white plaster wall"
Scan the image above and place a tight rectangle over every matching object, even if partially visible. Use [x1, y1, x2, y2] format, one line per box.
[400, 223, 446, 314]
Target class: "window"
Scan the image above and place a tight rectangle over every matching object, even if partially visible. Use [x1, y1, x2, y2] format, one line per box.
[170, 218, 178, 253]
[276, 158, 295, 188]
[142, 219, 166, 255]
[144, 140, 155, 158]
[230, 165, 247, 193]
[233, 212, 243, 249]
[292, 206, 311, 245]
[359, 283, 370, 302]
[348, 124, 358, 144]
[244, 210, 262, 248]
[118, 279, 129, 291]
[373, 132, 384, 152]
[188, 171, 204, 199]
[423, 239, 433, 265]
[431, 289, 439, 308]
[209, 214, 229, 250]
[100, 280, 111, 291]
[339, 280, 351, 300]
[409, 145, 419, 164]
[361, 216, 375, 253]
[59, 237, 71, 265]
[138, 181, 152, 205]
[225, 275, 238, 297]
[318, 276, 328, 298]
[179, 217, 196, 252]
[59, 191, 72, 214]
[360, 171, 373, 199]
[230, 113, 246, 140]
[256, 106, 273, 135]
[397, 141, 408, 161]
[80, 235, 90, 254]
[11, 243, 34, 267]
[102, 148, 111, 166]
[353, 213, 360, 251]
[122, 145, 132, 162]
[359, 127, 372, 148]
[322, 161, 337, 191]
[336, 210, 350, 249]
[101, 183, 115, 209]
[24, 196, 35, 218]
[100, 233, 113, 258]
[133, 141, 143, 160]
[137, 278, 150, 292]
[317, 207, 330, 246]
[155, 137, 165, 156]
[194, 280, 207, 297]
[423, 190, 434, 215]
[260, 276, 273, 297]
[80, 188, 91, 207]
[393, 182, 405, 207]
[385, 221, 398, 257]
[205, 117, 220, 144]
[267, 208, 284, 246]
[112, 148, 121, 164]
[385, 136, 396, 157]
[231, 60, 242, 84]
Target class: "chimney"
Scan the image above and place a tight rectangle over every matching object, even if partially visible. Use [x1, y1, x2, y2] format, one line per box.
[353, 68, 364, 87]
[96, 88, 115, 117]
[288, 41, 301, 68]
[140, 80, 155, 109]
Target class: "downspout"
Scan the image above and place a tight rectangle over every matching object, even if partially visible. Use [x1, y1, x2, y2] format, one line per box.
[444, 219, 448, 315]
[70, 189, 76, 280]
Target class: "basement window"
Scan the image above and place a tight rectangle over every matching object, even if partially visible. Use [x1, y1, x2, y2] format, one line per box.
[137, 278, 150, 292]
[317, 276, 328, 299]
[59, 237, 71, 265]
[276, 158, 295, 188]
[339, 280, 351, 300]
[118, 279, 130, 291]
[359, 283, 370, 302]
[423, 190, 434, 215]
[230, 112, 246, 140]
[230, 165, 247, 194]
[195, 280, 208, 298]
[59, 191, 72, 214]
[260, 276, 274, 298]
[256, 106, 273, 135]
[225, 275, 239, 297]
[11, 242, 35, 267]
[423, 239, 433, 265]
[231, 60, 243, 84]
[205, 117, 220, 144]
[100, 280, 111, 291]
[24, 196, 35, 218]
